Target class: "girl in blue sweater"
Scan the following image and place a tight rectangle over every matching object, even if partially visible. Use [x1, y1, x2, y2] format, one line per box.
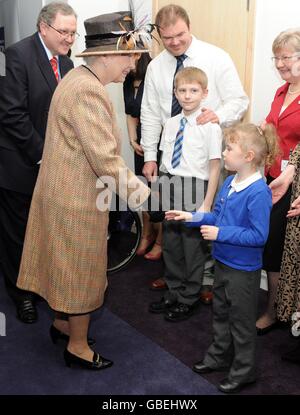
[166, 122, 279, 394]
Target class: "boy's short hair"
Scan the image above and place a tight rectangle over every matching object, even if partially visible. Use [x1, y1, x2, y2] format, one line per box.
[174, 67, 208, 90]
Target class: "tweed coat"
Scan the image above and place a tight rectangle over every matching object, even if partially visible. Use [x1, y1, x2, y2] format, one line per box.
[17, 65, 150, 314]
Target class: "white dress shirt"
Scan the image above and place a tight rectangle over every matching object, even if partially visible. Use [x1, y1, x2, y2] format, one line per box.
[159, 107, 222, 180]
[36, 34, 60, 165]
[38, 33, 60, 78]
[141, 36, 249, 162]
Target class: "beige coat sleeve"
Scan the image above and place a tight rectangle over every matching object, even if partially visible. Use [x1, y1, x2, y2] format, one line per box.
[70, 80, 150, 209]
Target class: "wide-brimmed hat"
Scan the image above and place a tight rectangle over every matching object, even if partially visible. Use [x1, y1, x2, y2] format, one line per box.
[76, 11, 150, 57]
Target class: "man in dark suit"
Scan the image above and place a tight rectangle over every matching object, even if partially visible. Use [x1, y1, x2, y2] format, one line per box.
[0, 2, 77, 323]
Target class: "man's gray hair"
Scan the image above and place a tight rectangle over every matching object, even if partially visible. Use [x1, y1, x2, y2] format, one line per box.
[37, 2, 77, 31]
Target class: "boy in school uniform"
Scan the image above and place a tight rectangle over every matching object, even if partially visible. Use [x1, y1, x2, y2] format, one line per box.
[149, 67, 222, 322]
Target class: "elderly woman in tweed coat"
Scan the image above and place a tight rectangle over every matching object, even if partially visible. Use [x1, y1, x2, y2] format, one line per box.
[17, 12, 153, 370]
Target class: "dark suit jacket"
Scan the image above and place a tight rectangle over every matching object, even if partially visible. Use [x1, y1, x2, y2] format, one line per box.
[0, 32, 74, 195]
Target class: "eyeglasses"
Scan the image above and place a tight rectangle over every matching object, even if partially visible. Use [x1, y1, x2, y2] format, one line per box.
[47, 24, 79, 40]
[271, 55, 299, 63]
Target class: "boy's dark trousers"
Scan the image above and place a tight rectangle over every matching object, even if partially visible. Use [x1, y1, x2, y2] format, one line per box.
[203, 260, 261, 382]
[161, 174, 208, 306]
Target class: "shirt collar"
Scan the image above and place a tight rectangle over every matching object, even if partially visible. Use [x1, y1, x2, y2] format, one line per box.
[229, 171, 262, 193]
[277, 82, 289, 97]
[185, 36, 198, 59]
[180, 105, 203, 125]
[38, 33, 59, 61]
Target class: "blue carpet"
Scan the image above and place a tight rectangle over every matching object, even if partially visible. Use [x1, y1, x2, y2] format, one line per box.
[0, 275, 219, 395]
[2, 254, 300, 396]
[105, 255, 300, 395]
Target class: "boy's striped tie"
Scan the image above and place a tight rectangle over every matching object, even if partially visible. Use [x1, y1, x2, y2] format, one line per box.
[171, 117, 187, 168]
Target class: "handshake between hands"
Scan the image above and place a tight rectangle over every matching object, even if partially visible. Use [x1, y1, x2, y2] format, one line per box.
[147, 209, 193, 223]
[143, 197, 218, 241]
[142, 191, 194, 223]
[165, 209, 219, 241]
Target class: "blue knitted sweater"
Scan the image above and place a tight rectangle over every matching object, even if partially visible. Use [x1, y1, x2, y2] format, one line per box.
[186, 175, 272, 271]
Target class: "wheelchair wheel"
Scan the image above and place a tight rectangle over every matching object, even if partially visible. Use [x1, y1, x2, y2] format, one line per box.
[107, 209, 142, 274]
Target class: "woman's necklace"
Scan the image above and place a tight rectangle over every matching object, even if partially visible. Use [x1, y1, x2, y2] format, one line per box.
[287, 84, 300, 95]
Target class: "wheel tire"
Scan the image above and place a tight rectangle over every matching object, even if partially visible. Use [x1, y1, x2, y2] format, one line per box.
[107, 210, 142, 274]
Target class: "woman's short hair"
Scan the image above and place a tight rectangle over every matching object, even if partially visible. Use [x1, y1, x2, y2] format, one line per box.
[174, 67, 208, 90]
[155, 4, 190, 33]
[37, 1, 77, 30]
[272, 28, 300, 53]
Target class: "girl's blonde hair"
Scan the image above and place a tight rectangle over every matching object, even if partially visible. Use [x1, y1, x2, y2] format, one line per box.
[223, 122, 280, 168]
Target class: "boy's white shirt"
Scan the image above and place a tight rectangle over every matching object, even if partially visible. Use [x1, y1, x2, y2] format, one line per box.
[159, 106, 222, 180]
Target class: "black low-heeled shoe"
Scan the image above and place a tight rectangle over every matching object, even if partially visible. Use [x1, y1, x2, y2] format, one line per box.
[256, 321, 281, 336]
[64, 348, 113, 370]
[50, 325, 96, 346]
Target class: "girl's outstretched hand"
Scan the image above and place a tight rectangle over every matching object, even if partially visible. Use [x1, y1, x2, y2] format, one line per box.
[165, 210, 193, 221]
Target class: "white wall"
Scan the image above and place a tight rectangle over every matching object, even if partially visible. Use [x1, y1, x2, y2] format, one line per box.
[0, 2, 4, 27]
[68, 0, 134, 170]
[0, 0, 47, 46]
[18, 0, 44, 39]
[251, 0, 300, 123]
[18, 0, 68, 40]
[0, 0, 20, 46]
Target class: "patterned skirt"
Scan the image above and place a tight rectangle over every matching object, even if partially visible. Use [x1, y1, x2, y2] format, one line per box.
[276, 214, 300, 322]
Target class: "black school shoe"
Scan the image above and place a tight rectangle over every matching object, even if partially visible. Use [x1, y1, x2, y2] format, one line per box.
[218, 377, 256, 394]
[164, 301, 200, 322]
[149, 297, 177, 314]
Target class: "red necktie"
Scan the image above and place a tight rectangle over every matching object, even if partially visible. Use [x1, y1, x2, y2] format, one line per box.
[50, 57, 59, 82]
